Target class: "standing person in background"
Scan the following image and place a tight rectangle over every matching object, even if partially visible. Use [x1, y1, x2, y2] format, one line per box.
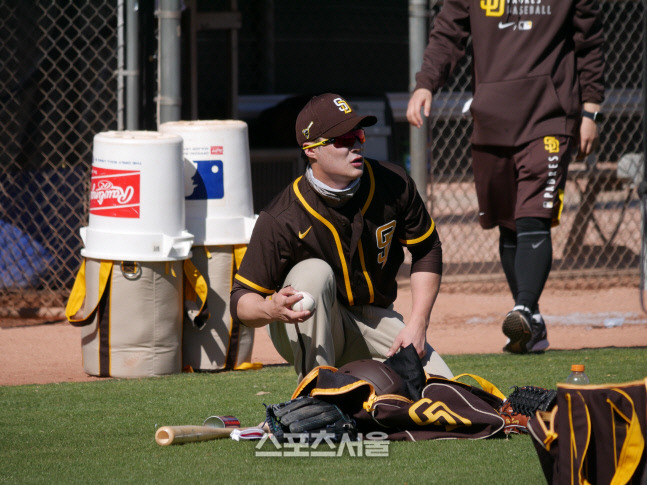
[231, 93, 453, 381]
[407, 0, 605, 353]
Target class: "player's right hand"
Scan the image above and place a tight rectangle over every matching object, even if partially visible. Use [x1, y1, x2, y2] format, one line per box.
[407, 88, 433, 128]
[272, 286, 312, 324]
[236, 287, 311, 327]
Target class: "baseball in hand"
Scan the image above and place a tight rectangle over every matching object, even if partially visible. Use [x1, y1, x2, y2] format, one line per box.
[291, 291, 316, 312]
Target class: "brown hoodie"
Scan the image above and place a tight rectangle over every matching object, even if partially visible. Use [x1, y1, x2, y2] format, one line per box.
[415, 0, 605, 147]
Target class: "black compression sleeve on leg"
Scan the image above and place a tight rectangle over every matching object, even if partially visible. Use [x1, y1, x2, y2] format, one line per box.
[499, 226, 518, 301]
[515, 217, 552, 313]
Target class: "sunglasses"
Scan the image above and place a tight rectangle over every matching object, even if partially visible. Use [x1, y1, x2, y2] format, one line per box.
[302, 129, 366, 150]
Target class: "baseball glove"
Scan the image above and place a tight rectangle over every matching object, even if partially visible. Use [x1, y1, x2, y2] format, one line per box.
[498, 386, 557, 435]
[265, 396, 357, 443]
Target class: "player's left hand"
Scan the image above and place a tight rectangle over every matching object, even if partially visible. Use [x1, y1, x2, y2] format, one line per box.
[577, 117, 599, 160]
[387, 322, 427, 359]
[577, 102, 601, 160]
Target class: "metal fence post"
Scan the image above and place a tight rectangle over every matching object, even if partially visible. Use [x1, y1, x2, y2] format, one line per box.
[157, 0, 182, 125]
[126, 0, 140, 129]
[409, 0, 430, 205]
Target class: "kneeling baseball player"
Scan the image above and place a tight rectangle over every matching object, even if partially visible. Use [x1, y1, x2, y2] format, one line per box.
[230, 93, 453, 381]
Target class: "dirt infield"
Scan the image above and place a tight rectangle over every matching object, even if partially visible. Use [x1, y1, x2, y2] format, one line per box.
[1, 284, 646, 386]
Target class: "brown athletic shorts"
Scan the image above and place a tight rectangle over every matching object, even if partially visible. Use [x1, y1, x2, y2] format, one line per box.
[471, 136, 573, 231]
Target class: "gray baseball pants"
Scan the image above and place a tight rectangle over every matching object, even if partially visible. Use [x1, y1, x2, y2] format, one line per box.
[268, 258, 453, 382]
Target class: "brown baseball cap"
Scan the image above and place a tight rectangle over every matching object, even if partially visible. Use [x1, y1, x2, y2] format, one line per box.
[295, 93, 377, 146]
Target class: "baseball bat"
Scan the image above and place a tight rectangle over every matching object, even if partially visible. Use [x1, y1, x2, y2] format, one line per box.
[155, 425, 238, 446]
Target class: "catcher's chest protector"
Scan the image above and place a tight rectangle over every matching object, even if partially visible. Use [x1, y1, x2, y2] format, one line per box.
[181, 245, 256, 371]
[293, 367, 506, 441]
[527, 379, 647, 485]
[66, 258, 206, 378]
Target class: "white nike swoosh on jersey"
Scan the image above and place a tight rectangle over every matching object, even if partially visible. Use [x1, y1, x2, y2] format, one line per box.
[498, 21, 516, 29]
[532, 239, 546, 249]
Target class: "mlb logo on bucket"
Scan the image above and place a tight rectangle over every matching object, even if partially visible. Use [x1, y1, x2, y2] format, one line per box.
[210, 146, 223, 155]
[186, 160, 224, 200]
[90, 166, 141, 218]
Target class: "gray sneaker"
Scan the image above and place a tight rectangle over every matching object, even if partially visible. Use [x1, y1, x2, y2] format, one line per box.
[527, 313, 549, 353]
[502, 305, 532, 354]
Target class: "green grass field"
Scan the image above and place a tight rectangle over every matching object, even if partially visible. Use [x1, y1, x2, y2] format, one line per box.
[1, 348, 645, 484]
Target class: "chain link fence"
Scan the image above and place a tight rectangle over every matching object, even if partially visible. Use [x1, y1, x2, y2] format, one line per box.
[0, 0, 643, 317]
[0, 1, 117, 314]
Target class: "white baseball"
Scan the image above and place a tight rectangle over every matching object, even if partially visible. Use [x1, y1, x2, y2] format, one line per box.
[291, 291, 316, 312]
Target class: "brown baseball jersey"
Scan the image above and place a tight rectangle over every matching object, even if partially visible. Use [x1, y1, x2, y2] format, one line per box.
[231, 158, 440, 309]
[415, 0, 604, 147]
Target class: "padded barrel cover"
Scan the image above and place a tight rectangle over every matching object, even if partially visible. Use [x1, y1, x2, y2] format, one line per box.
[68, 258, 183, 378]
[182, 245, 256, 371]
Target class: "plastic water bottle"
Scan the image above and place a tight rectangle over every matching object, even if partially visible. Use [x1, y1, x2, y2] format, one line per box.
[566, 364, 589, 385]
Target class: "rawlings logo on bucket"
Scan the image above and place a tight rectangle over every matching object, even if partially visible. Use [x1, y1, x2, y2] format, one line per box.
[90, 166, 140, 218]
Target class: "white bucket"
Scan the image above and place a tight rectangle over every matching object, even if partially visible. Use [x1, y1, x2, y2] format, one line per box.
[80, 130, 194, 261]
[159, 120, 256, 245]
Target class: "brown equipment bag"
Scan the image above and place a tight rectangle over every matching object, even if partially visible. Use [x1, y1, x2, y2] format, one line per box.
[527, 379, 647, 484]
[291, 362, 507, 441]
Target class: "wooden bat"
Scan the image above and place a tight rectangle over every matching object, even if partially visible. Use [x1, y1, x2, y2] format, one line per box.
[155, 425, 239, 446]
